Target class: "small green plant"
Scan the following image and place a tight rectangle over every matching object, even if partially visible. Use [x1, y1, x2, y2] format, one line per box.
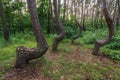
[110, 51, 120, 60]
[106, 36, 120, 50]
[64, 19, 78, 38]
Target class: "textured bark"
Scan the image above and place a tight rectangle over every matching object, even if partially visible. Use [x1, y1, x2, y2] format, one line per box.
[81, 1, 86, 31]
[70, 0, 73, 15]
[63, 0, 66, 25]
[94, 0, 100, 29]
[118, 0, 120, 14]
[0, 0, 9, 41]
[92, 0, 114, 55]
[16, 0, 48, 68]
[58, 0, 61, 17]
[71, 19, 83, 44]
[67, 0, 69, 17]
[113, 0, 117, 22]
[74, 0, 77, 19]
[52, 0, 65, 51]
[116, 0, 120, 29]
[47, 0, 52, 34]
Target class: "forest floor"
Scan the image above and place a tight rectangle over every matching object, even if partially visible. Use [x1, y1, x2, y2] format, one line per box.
[0, 40, 120, 80]
[0, 33, 120, 80]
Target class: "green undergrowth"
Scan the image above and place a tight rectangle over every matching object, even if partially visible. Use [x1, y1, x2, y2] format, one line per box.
[75, 29, 120, 60]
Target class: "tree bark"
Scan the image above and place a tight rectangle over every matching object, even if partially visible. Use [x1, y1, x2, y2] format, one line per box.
[16, 0, 48, 68]
[0, 0, 9, 41]
[47, 0, 52, 34]
[74, 0, 77, 19]
[58, 0, 61, 17]
[71, 19, 83, 44]
[63, 0, 66, 25]
[116, 0, 120, 29]
[52, 0, 65, 51]
[70, 0, 73, 16]
[81, 1, 86, 31]
[92, 0, 114, 55]
[67, 0, 69, 17]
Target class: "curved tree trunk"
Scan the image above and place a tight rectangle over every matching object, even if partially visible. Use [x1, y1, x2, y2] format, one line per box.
[92, 0, 114, 55]
[52, 0, 65, 51]
[0, 0, 9, 41]
[71, 19, 83, 44]
[16, 0, 48, 68]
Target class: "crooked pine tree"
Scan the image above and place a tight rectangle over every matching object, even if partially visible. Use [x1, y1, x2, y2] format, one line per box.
[71, 19, 83, 44]
[92, 0, 114, 55]
[52, 0, 65, 51]
[16, 0, 48, 68]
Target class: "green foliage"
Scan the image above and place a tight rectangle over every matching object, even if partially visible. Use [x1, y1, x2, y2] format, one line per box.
[81, 31, 96, 44]
[103, 31, 120, 60]
[37, 0, 48, 19]
[37, 0, 49, 30]
[76, 29, 107, 44]
[64, 19, 78, 38]
[2, 0, 31, 33]
[111, 51, 120, 60]
[106, 36, 120, 50]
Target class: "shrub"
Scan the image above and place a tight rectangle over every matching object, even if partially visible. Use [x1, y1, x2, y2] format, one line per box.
[81, 31, 96, 44]
[106, 35, 120, 50]
[111, 51, 120, 60]
[64, 19, 78, 38]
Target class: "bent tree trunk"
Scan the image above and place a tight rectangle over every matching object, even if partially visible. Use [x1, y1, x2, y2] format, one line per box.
[52, 0, 65, 51]
[0, 0, 9, 41]
[16, 0, 48, 68]
[71, 19, 83, 44]
[92, 0, 114, 55]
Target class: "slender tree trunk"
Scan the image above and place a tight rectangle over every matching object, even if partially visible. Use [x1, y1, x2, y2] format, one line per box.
[63, 0, 66, 25]
[78, 1, 81, 18]
[92, 0, 114, 55]
[56, 0, 61, 34]
[67, 0, 69, 17]
[58, 0, 61, 17]
[116, 0, 120, 29]
[47, 0, 52, 34]
[92, 0, 95, 28]
[81, 1, 86, 31]
[74, 0, 77, 19]
[16, 0, 48, 68]
[52, 0, 65, 51]
[113, 0, 117, 23]
[94, 0, 99, 29]
[0, 0, 9, 41]
[70, 0, 73, 16]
